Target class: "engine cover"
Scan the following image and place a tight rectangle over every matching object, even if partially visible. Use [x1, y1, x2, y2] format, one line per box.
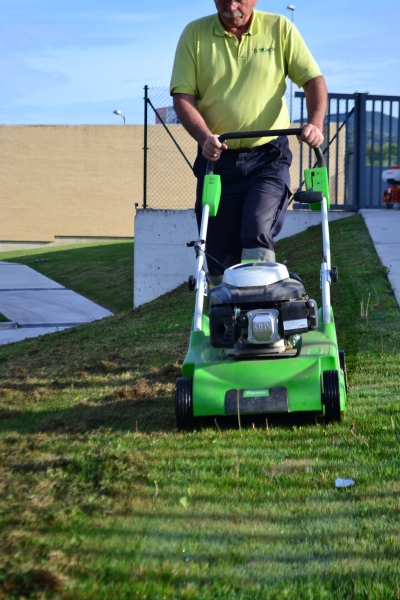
[223, 262, 289, 288]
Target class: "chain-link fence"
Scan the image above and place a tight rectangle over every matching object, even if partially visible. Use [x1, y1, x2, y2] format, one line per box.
[143, 86, 197, 210]
[143, 86, 356, 211]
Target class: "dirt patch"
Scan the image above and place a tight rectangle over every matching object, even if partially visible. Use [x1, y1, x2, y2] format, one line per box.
[39, 394, 175, 434]
[99, 362, 181, 404]
[0, 568, 63, 599]
[0, 408, 22, 420]
[12, 458, 72, 473]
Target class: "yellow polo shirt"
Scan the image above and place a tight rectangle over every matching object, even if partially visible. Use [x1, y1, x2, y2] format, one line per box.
[170, 10, 321, 149]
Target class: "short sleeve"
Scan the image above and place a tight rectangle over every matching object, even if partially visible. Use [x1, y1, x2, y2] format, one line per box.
[170, 25, 198, 97]
[284, 23, 322, 89]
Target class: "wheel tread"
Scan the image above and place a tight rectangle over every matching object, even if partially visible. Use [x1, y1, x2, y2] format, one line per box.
[175, 377, 193, 431]
[323, 370, 341, 424]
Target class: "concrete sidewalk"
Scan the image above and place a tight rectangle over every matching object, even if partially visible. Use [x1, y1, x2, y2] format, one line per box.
[360, 210, 400, 307]
[0, 262, 112, 345]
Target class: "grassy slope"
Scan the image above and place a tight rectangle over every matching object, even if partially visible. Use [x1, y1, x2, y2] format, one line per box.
[0, 241, 134, 313]
[0, 215, 400, 599]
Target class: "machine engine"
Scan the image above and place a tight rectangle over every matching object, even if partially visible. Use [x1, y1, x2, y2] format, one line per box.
[382, 166, 400, 208]
[208, 262, 318, 357]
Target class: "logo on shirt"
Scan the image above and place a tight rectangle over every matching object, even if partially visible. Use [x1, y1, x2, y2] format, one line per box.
[254, 47, 275, 54]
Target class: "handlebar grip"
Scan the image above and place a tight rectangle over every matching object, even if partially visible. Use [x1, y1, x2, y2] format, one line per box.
[205, 128, 325, 174]
[292, 190, 324, 204]
[313, 147, 325, 167]
[218, 129, 303, 143]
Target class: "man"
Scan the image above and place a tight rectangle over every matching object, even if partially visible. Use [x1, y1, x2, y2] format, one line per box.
[170, 0, 328, 284]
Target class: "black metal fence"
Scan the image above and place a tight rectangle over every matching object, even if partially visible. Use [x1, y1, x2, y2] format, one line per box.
[295, 92, 400, 209]
[143, 86, 400, 211]
[363, 95, 400, 207]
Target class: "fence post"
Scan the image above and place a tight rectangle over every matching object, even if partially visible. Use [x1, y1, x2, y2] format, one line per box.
[353, 92, 367, 209]
[143, 85, 149, 209]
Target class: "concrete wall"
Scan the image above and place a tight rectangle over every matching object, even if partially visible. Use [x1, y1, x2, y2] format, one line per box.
[133, 209, 355, 307]
[134, 209, 198, 307]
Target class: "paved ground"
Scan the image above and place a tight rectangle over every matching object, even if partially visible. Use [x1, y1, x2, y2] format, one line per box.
[0, 262, 112, 345]
[1, 209, 399, 345]
[360, 209, 400, 307]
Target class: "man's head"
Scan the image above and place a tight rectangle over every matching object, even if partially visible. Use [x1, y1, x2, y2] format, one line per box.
[214, 0, 257, 30]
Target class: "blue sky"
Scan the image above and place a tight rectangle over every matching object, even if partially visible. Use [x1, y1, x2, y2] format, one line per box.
[1, 0, 399, 125]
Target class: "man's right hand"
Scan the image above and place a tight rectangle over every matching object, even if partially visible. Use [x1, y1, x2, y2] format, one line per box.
[202, 135, 228, 161]
[173, 94, 228, 162]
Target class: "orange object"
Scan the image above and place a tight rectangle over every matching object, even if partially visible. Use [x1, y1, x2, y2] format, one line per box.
[382, 166, 400, 207]
[382, 186, 400, 204]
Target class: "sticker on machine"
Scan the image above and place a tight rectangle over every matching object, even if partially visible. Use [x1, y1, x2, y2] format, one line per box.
[225, 387, 288, 414]
[283, 318, 308, 331]
[243, 389, 270, 398]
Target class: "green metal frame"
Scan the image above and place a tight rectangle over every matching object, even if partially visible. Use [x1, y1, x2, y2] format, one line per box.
[182, 308, 346, 417]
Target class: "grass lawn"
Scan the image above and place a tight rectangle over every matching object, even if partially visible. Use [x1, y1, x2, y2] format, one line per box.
[0, 215, 400, 599]
[0, 241, 134, 313]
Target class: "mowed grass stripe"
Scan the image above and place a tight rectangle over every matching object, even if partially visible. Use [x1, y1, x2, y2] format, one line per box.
[0, 214, 399, 599]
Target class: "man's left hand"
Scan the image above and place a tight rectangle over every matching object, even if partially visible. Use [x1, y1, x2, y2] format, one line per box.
[299, 124, 324, 148]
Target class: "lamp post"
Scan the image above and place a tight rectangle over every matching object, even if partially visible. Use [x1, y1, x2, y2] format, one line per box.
[287, 5, 295, 124]
[113, 109, 126, 124]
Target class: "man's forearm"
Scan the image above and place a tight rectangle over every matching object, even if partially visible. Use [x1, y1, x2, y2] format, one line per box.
[303, 75, 328, 131]
[173, 93, 228, 161]
[173, 94, 212, 146]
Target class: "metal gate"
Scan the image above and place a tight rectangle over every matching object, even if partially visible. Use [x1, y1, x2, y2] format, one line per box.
[295, 91, 400, 210]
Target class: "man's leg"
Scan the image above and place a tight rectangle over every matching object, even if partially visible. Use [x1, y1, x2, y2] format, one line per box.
[194, 137, 291, 276]
[239, 138, 292, 263]
[195, 152, 246, 279]
[241, 174, 290, 263]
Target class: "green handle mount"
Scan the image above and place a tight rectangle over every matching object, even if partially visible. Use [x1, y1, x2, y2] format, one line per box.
[304, 166, 330, 211]
[202, 174, 221, 217]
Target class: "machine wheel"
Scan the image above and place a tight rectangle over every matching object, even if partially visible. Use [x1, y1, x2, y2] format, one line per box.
[339, 350, 348, 394]
[175, 377, 194, 431]
[323, 370, 341, 424]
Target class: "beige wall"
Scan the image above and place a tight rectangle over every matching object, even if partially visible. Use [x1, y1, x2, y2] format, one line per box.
[0, 123, 347, 244]
[0, 125, 144, 242]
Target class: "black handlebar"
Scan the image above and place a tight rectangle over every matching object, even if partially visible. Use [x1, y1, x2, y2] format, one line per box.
[206, 128, 325, 174]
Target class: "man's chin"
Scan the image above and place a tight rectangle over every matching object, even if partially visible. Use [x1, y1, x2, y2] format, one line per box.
[221, 15, 245, 27]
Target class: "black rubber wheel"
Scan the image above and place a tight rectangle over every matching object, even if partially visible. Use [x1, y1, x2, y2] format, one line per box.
[175, 377, 194, 431]
[323, 370, 341, 424]
[339, 350, 348, 394]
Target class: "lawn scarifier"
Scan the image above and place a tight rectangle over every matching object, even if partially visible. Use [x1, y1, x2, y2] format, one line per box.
[177, 129, 347, 429]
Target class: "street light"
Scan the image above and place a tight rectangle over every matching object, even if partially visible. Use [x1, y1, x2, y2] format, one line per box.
[113, 109, 126, 124]
[287, 5, 295, 124]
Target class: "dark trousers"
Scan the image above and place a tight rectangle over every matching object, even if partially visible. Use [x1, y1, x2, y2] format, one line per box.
[194, 136, 292, 277]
